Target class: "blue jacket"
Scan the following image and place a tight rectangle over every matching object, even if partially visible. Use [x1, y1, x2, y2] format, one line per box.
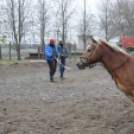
[45, 44, 59, 62]
[57, 45, 68, 58]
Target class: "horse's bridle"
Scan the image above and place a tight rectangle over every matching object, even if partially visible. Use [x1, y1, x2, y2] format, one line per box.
[80, 44, 128, 74]
[106, 56, 128, 73]
[104, 56, 128, 79]
[80, 45, 97, 67]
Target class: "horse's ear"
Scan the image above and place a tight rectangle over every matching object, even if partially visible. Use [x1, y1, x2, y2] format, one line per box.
[91, 37, 98, 44]
[99, 39, 108, 45]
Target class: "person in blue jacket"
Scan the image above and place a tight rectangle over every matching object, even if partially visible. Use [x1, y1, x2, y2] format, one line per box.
[57, 40, 68, 79]
[45, 38, 59, 83]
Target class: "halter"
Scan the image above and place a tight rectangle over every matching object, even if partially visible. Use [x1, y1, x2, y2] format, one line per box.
[80, 45, 97, 67]
[105, 56, 128, 73]
[79, 44, 128, 74]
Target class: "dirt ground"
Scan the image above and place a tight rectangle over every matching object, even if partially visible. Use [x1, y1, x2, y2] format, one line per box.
[0, 60, 134, 134]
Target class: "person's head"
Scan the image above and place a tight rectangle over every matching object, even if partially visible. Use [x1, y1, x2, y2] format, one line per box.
[59, 40, 63, 47]
[50, 38, 55, 45]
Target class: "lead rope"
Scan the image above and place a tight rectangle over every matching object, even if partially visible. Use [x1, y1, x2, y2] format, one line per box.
[53, 56, 73, 70]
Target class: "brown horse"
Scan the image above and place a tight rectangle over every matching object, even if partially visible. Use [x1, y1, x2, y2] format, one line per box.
[77, 38, 134, 103]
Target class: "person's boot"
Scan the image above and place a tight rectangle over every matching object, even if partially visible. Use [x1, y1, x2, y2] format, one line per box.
[50, 77, 56, 83]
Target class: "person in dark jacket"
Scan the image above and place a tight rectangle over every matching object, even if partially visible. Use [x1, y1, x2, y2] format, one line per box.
[45, 38, 59, 83]
[57, 40, 68, 79]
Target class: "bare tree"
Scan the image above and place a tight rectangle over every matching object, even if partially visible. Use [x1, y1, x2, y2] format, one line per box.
[112, 0, 134, 37]
[37, 0, 49, 58]
[83, 0, 87, 50]
[53, 0, 77, 45]
[77, 0, 95, 50]
[97, 0, 115, 41]
[5, 0, 30, 60]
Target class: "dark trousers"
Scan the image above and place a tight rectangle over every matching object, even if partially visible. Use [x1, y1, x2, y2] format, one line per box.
[59, 59, 66, 78]
[47, 60, 57, 78]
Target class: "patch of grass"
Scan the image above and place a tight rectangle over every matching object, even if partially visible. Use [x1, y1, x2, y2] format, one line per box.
[0, 58, 30, 65]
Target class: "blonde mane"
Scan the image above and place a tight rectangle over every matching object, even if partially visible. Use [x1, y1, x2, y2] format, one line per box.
[99, 39, 127, 55]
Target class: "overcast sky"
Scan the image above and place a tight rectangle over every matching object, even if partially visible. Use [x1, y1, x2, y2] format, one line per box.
[32, 0, 99, 14]
[76, 0, 98, 14]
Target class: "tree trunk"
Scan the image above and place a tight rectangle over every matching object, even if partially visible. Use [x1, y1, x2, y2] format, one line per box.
[18, 0, 21, 61]
[17, 44, 21, 60]
[83, 0, 86, 50]
[9, 42, 11, 61]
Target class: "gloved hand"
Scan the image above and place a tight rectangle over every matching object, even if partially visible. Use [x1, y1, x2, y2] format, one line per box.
[60, 55, 65, 60]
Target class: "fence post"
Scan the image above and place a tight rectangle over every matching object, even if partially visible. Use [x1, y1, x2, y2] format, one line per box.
[74, 47, 76, 62]
[9, 42, 11, 61]
[69, 45, 71, 59]
[0, 46, 1, 60]
[38, 46, 40, 59]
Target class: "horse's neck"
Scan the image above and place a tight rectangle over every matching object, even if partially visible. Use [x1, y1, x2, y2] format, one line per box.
[100, 46, 126, 70]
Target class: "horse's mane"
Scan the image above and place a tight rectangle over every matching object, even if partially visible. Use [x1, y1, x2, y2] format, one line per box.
[99, 39, 127, 55]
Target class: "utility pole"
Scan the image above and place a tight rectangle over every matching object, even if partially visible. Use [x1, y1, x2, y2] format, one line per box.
[83, 0, 86, 50]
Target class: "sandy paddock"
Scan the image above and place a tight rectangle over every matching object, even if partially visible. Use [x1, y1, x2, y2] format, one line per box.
[0, 61, 134, 134]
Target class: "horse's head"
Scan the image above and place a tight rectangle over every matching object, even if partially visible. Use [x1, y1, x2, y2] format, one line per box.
[76, 38, 99, 69]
